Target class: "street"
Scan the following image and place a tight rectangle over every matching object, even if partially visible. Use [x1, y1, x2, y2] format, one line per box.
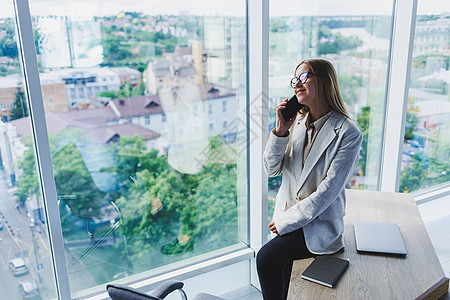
[0, 172, 57, 299]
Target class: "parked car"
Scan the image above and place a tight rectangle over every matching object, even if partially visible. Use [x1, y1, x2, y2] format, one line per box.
[19, 278, 40, 300]
[8, 257, 28, 276]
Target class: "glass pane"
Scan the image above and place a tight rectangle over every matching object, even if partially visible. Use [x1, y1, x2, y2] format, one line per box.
[23, 0, 247, 296]
[268, 1, 394, 223]
[400, 1, 450, 193]
[0, 1, 58, 299]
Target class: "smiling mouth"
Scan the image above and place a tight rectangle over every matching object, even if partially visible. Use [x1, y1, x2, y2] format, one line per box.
[297, 89, 306, 93]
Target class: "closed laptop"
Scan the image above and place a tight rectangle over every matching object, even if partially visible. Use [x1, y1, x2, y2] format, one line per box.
[354, 221, 407, 255]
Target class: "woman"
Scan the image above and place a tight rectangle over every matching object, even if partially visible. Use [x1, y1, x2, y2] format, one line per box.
[257, 58, 362, 299]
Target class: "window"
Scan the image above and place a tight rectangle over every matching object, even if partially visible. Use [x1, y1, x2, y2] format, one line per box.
[9, 0, 445, 298]
[399, 1, 450, 193]
[78, 87, 85, 98]
[0, 2, 58, 298]
[22, 1, 248, 297]
[268, 1, 394, 222]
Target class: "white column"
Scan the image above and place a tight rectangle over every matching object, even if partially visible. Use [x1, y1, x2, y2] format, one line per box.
[13, 0, 71, 298]
[248, 0, 269, 289]
[380, 0, 418, 192]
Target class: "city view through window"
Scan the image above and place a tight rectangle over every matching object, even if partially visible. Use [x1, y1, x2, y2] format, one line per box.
[267, 1, 449, 221]
[0, 1, 248, 298]
[400, 1, 450, 193]
[0, 0, 448, 298]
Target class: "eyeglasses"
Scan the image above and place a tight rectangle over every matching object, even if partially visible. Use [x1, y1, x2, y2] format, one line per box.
[290, 72, 315, 89]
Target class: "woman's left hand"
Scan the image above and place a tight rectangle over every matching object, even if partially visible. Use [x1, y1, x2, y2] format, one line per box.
[269, 221, 279, 235]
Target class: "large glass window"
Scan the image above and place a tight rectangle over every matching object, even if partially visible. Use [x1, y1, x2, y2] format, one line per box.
[0, 1, 58, 299]
[400, 0, 450, 193]
[5, 0, 248, 296]
[268, 1, 394, 222]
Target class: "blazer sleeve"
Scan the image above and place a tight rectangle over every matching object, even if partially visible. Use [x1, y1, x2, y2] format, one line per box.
[273, 123, 362, 235]
[263, 130, 290, 177]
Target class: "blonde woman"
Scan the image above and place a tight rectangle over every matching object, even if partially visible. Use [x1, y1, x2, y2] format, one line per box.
[258, 58, 362, 299]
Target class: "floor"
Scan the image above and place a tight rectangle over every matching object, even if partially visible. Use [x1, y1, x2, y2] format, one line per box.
[220, 193, 450, 300]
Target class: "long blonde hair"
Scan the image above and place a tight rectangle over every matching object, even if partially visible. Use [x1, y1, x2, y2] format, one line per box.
[295, 58, 350, 119]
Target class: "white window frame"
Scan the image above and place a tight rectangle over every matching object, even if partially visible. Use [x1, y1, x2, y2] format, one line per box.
[14, 0, 71, 298]
[380, 0, 418, 192]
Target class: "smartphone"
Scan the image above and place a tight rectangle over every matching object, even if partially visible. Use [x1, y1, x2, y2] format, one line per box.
[281, 95, 305, 121]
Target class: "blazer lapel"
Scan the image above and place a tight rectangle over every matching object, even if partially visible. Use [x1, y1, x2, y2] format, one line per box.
[296, 112, 345, 193]
[292, 118, 306, 181]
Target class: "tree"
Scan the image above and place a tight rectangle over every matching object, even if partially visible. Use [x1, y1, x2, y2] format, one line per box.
[399, 158, 426, 193]
[356, 106, 370, 175]
[103, 35, 133, 64]
[10, 87, 29, 121]
[318, 30, 363, 56]
[53, 142, 106, 218]
[0, 37, 18, 59]
[404, 112, 419, 141]
[15, 131, 239, 271]
[15, 140, 40, 204]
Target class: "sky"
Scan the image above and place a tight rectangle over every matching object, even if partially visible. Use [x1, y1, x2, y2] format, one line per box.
[1, 0, 448, 18]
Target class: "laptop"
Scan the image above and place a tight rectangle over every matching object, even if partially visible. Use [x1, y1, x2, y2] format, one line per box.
[354, 221, 407, 255]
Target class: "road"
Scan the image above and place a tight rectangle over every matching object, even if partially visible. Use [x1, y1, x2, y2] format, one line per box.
[0, 173, 57, 299]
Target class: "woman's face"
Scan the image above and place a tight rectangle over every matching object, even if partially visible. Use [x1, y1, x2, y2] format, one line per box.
[294, 63, 317, 108]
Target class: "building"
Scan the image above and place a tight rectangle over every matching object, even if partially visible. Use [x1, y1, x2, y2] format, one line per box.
[143, 54, 198, 94]
[109, 67, 142, 87]
[0, 73, 68, 121]
[40, 67, 121, 108]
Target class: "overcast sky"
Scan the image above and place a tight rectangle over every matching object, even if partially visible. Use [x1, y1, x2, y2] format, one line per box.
[1, 0, 448, 18]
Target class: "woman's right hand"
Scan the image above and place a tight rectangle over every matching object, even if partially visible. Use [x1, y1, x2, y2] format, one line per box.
[273, 98, 297, 137]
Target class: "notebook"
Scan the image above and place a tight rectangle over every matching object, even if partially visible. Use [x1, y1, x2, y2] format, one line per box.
[301, 256, 349, 288]
[354, 221, 407, 255]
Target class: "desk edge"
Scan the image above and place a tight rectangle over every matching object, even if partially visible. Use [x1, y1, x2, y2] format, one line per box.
[416, 277, 449, 300]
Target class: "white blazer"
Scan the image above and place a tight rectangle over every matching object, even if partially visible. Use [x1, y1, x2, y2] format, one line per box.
[263, 111, 362, 254]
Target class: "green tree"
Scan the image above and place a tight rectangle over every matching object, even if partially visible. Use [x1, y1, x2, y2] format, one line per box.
[53, 142, 106, 218]
[0, 37, 18, 58]
[98, 91, 118, 99]
[10, 87, 29, 121]
[318, 32, 363, 55]
[399, 158, 427, 193]
[356, 106, 370, 174]
[15, 140, 40, 204]
[103, 35, 133, 64]
[113, 136, 238, 260]
[404, 112, 419, 140]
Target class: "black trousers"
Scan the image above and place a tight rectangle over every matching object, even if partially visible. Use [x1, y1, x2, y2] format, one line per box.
[256, 228, 314, 300]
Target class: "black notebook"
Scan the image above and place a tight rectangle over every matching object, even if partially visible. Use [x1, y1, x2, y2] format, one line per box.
[301, 256, 349, 288]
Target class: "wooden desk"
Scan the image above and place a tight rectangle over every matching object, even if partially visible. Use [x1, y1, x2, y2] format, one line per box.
[288, 189, 449, 299]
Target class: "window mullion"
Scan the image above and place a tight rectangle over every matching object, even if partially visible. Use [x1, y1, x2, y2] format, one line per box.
[380, 0, 418, 192]
[248, 0, 269, 289]
[13, 0, 71, 298]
